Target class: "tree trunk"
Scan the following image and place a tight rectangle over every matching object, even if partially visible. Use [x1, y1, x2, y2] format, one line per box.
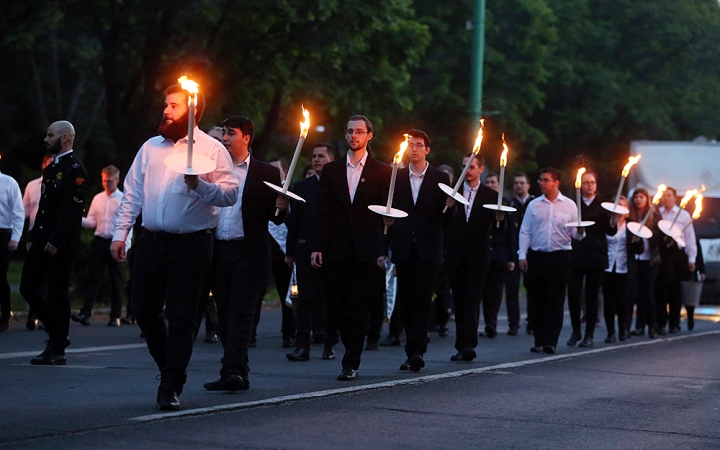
[252, 85, 284, 161]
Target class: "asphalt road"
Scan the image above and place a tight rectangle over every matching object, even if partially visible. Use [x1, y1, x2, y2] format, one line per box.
[1, 306, 719, 449]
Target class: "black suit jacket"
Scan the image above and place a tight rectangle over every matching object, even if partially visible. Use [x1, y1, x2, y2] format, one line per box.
[286, 175, 319, 263]
[489, 197, 518, 263]
[314, 154, 391, 263]
[570, 196, 617, 271]
[382, 165, 450, 265]
[238, 157, 287, 286]
[444, 183, 503, 272]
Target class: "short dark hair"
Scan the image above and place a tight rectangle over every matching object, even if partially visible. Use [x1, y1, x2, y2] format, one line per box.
[463, 152, 485, 168]
[268, 156, 289, 173]
[513, 172, 529, 183]
[485, 172, 499, 181]
[407, 129, 431, 148]
[438, 164, 454, 178]
[313, 142, 336, 158]
[539, 167, 561, 182]
[164, 83, 206, 123]
[665, 187, 677, 197]
[583, 171, 598, 182]
[221, 116, 255, 146]
[347, 115, 373, 134]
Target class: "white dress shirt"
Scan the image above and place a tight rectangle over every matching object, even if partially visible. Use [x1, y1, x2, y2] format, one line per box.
[518, 193, 579, 260]
[346, 151, 368, 203]
[83, 189, 132, 248]
[113, 128, 239, 242]
[22, 176, 42, 231]
[463, 181, 479, 222]
[660, 205, 697, 263]
[606, 222, 628, 273]
[215, 156, 250, 241]
[0, 172, 25, 242]
[408, 162, 428, 205]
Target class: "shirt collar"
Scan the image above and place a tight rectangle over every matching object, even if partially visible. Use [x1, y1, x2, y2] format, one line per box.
[54, 150, 74, 164]
[409, 161, 429, 179]
[346, 150, 368, 168]
[237, 154, 250, 169]
[464, 181, 478, 192]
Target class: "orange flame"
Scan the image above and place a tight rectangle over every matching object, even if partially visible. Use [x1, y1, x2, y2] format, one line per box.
[394, 134, 409, 165]
[692, 194, 703, 220]
[621, 155, 642, 177]
[575, 168, 586, 189]
[652, 184, 667, 204]
[300, 105, 310, 139]
[471, 119, 485, 155]
[178, 76, 199, 107]
[500, 133, 509, 167]
[680, 189, 698, 208]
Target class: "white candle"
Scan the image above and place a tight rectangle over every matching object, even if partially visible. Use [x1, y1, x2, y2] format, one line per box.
[282, 106, 310, 193]
[186, 94, 196, 168]
[613, 155, 641, 209]
[496, 133, 508, 208]
[575, 168, 585, 224]
[383, 135, 409, 234]
[443, 120, 484, 213]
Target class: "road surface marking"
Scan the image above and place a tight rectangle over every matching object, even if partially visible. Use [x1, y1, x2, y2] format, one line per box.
[0, 343, 147, 360]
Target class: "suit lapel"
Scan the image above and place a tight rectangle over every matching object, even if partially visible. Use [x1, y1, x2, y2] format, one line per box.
[243, 156, 261, 203]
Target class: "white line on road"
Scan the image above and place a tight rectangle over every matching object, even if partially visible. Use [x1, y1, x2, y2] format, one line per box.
[130, 329, 720, 423]
[0, 343, 147, 360]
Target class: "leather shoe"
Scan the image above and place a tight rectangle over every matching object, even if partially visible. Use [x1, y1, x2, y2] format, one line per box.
[399, 358, 412, 370]
[631, 328, 645, 337]
[409, 354, 425, 372]
[337, 368, 359, 381]
[108, 317, 121, 327]
[204, 373, 248, 392]
[438, 326, 449, 337]
[282, 336, 295, 348]
[566, 331, 581, 346]
[157, 391, 181, 411]
[648, 327, 657, 338]
[365, 338, 379, 351]
[379, 334, 401, 347]
[578, 336, 593, 348]
[322, 345, 336, 360]
[618, 328, 628, 341]
[604, 333, 616, 343]
[543, 345, 556, 354]
[656, 327, 667, 336]
[120, 316, 136, 325]
[205, 331, 218, 344]
[479, 327, 497, 339]
[71, 313, 91, 326]
[450, 348, 476, 362]
[286, 347, 310, 361]
[507, 328, 519, 336]
[668, 326, 680, 334]
[530, 346, 543, 353]
[31, 348, 67, 365]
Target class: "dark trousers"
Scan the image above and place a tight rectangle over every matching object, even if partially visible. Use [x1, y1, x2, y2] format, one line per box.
[0, 232, 10, 320]
[20, 243, 75, 348]
[449, 259, 489, 352]
[124, 245, 136, 318]
[132, 230, 212, 393]
[252, 241, 294, 340]
[323, 256, 383, 371]
[602, 271, 627, 334]
[295, 260, 322, 350]
[504, 265, 522, 331]
[211, 239, 262, 381]
[432, 271, 451, 328]
[387, 302, 403, 337]
[526, 250, 570, 348]
[567, 269, 603, 338]
[482, 260, 509, 332]
[395, 247, 439, 357]
[81, 236, 123, 318]
[629, 261, 658, 331]
[367, 266, 385, 342]
[656, 252, 685, 330]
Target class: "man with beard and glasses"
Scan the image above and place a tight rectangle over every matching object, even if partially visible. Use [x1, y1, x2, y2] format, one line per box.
[20, 121, 88, 364]
[110, 83, 239, 411]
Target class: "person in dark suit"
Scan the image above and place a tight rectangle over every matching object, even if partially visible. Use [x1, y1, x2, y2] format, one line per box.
[479, 172, 517, 338]
[378, 129, 450, 372]
[202, 116, 289, 393]
[285, 142, 338, 361]
[566, 171, 617, 348]
[311, 115, 391, 381]
[20, 120, 88, 365]
[444, 153, 504, 362]
[506, 173, 535, 335]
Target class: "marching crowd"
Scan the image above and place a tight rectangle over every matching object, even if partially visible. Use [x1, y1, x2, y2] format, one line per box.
[0, 82, 703, 411]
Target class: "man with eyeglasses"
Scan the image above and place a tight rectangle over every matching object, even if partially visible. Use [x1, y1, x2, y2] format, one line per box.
[377, 129, 450, 372]
[507, 172, 535, 335]
[518, 168, 579, 354]
[311, 115, 391, 381]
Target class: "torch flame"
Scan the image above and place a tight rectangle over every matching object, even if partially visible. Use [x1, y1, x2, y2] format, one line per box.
[300, 105, 310, 139]
[471, 119, 485, 155]
[500, 133, 509, 167]
[652, 184, 667, 204]
[692, 194, 703, 220]
[680, 189, 698, 208]
[575, 168, 586, 189]
[621, 155, 642, 177]
[394, 134, 409, 165]
[178, 76, 199, 95]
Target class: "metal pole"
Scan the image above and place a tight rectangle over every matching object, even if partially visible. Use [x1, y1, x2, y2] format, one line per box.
[469, 0, 486, 126]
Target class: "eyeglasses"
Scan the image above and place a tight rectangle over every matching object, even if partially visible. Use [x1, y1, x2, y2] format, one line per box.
[582, 180, 596, 185]
[408, 143, 426, 149]
[537, 177, 555, 183]
[346, 130, 367, 136]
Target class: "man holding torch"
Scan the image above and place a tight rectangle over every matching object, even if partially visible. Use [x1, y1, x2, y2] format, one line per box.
[311, 115, 391, 381]
[110, 83, 239, 411]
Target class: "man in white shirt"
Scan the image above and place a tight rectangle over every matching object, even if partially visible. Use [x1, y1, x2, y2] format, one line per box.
[0, 169, 24, 333]
[110, 83, 239, 411]
[518, 167, 579, 354]
[72, 165, 131, 327]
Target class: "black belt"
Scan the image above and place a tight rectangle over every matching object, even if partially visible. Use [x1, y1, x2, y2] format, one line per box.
[0, 229, 11, 234]
[142, 228, 213, 240]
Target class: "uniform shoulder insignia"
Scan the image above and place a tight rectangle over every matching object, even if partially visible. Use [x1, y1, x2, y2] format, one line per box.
[56, 172, 63, 180]
[75, 177, 85, 186]
[72, 163, 80, 169]
[73, 196, 83, 203]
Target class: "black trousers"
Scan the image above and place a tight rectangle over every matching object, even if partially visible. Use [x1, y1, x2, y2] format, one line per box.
[504, 265, 522, 331]
[526, 250, 570, 348]
[252, 241, 294, 340]
[294, 260, 329, 350]
[449, 258, 489, 352]
[567, 269, 603, 338]
[629, 260, 659, 331]
[395, 246, 439, 357]
[323, 256, 383, 371]
[656, 252, 686, 330]
[482, 260, 509, 332]
[20, 243, 76, 348]
[387, 301, 403, 337]
[211, 239, 263, 381]
[0, 232, 10, 320]
[132, 230, 212, 394]
[602, 271, 627, 334]
[432, 271, 451, 328]
[366, 265, 386, 342]
[81, 236, 124, 318]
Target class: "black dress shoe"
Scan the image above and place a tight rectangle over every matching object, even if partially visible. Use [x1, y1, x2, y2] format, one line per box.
[120, 316, 136, 325]
[399, 358, 412, 370]
[604, 333, 616, 343]
[543, 345, 556, 354]
[322, 345, 336, 360]
[668, 327, 680, 334]
[479, 327, 497, 339]
[204, 373, 248, 392]
[108, 317, 121, 327]
[438, 326, 450, 337]
[507, 328, 519, 336]
[205, 331, 218, 344]
[337, 368, 359, 381]
[648, 327, 657, 339]
[71, 313, 91, 326]
[578, 336, 593, 348]
[618, 328, 628, 341]
[530, 346, 543, 353]
[282, 336, 295, 348]
[566, 331, 581, 346]
[365, 338, 379, 351]
[687, 315, 695, 331]
[450, 348, 476, 362]
[656, 327, 667, 335]
[450, 352, 465, 361]
[286, 347, 310, 361]
[158, 391, 181, 411]
[379, 334, 401, 347]
[31, 349, 67, 365]
[631, 328, 645, 337]
[409, 354, 425, 372]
